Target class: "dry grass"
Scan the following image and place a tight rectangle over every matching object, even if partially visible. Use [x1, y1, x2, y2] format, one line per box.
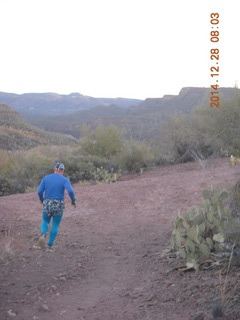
[216, 243, 240, 317]
[0, 227, 15, 260]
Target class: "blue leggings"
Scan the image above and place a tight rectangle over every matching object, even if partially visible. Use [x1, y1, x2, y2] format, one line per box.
[41, 212, 63, 246]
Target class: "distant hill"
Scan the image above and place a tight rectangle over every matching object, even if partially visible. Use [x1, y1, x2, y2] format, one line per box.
[128, 86, 238, 115]
[0, 92, 142, 116]
[15, 87, 239, 140]
[0, 104, 76, 150]
[22, 103, 130, 137]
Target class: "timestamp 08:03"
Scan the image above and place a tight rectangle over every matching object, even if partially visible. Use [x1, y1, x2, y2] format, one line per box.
[210, 13, 220, 108]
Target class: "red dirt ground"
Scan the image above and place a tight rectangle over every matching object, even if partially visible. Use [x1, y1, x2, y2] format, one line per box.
[0, 158, 240, 320]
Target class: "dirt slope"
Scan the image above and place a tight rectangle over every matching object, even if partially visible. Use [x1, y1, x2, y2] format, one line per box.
[0, 158, 240, 320]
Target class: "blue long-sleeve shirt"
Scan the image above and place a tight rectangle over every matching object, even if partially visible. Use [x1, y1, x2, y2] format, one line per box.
[38, 173, 75, 203]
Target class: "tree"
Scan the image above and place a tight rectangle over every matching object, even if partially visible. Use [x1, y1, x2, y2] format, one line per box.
[192, 91, 240, 156]
[80, 125, 124, 159]
[155, 91, 240, 164]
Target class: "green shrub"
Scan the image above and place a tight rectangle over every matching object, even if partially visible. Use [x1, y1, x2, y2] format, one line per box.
[170, 188, 240, 270]
[80, 125, 123, 159]
[63, 153, 113, 182]
[0, 146, 70, 195]
[0, 174, 12, 196]
[115, 140, 155, 173]
[93, 166, 122, 184]
[0, 134, 157, 195]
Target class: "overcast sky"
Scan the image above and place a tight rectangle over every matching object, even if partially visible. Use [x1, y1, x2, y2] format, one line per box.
[0, 0, 239, 99]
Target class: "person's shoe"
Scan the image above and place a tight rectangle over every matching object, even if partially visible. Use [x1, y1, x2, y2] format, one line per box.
[46, 245, 55, 252]
[38, 234, 46, 248]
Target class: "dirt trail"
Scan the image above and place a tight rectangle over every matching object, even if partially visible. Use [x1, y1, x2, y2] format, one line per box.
[1, 158, 240, 320]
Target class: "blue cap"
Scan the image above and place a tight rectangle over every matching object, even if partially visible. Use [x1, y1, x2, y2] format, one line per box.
[54, 162, 65, 170]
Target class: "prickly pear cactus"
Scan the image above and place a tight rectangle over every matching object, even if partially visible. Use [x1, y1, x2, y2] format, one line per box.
[170, 188, 240, 270]
[93, 166, 122, 184]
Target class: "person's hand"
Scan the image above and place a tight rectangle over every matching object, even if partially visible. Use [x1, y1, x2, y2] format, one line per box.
[71, 200, 76, 209]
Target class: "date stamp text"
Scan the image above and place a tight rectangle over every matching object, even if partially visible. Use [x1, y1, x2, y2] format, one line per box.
[210, 13, 220, 108]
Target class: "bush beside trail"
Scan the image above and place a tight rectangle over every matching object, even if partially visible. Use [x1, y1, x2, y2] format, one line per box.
[170, 186, 240, 271]
[0, 126, 156, 196]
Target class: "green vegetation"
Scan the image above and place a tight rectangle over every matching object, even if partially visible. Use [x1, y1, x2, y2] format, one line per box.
[170, 187, 240, 270]
[80, 125, 123, 159]
[0, 123, 156, 195]
[93, 167, 122, 184]
[0, 147, 67, 195]
[156, 91, 240, 164]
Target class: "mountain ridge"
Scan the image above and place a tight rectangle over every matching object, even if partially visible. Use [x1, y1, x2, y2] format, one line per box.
[0, 91, 142, 116]
[0, 87, 238, 142]
[0, 103, 76, 150]
[17, 87, 239, 139]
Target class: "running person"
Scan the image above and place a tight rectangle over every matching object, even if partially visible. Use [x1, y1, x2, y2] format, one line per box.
[37, 162, 76, 252]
